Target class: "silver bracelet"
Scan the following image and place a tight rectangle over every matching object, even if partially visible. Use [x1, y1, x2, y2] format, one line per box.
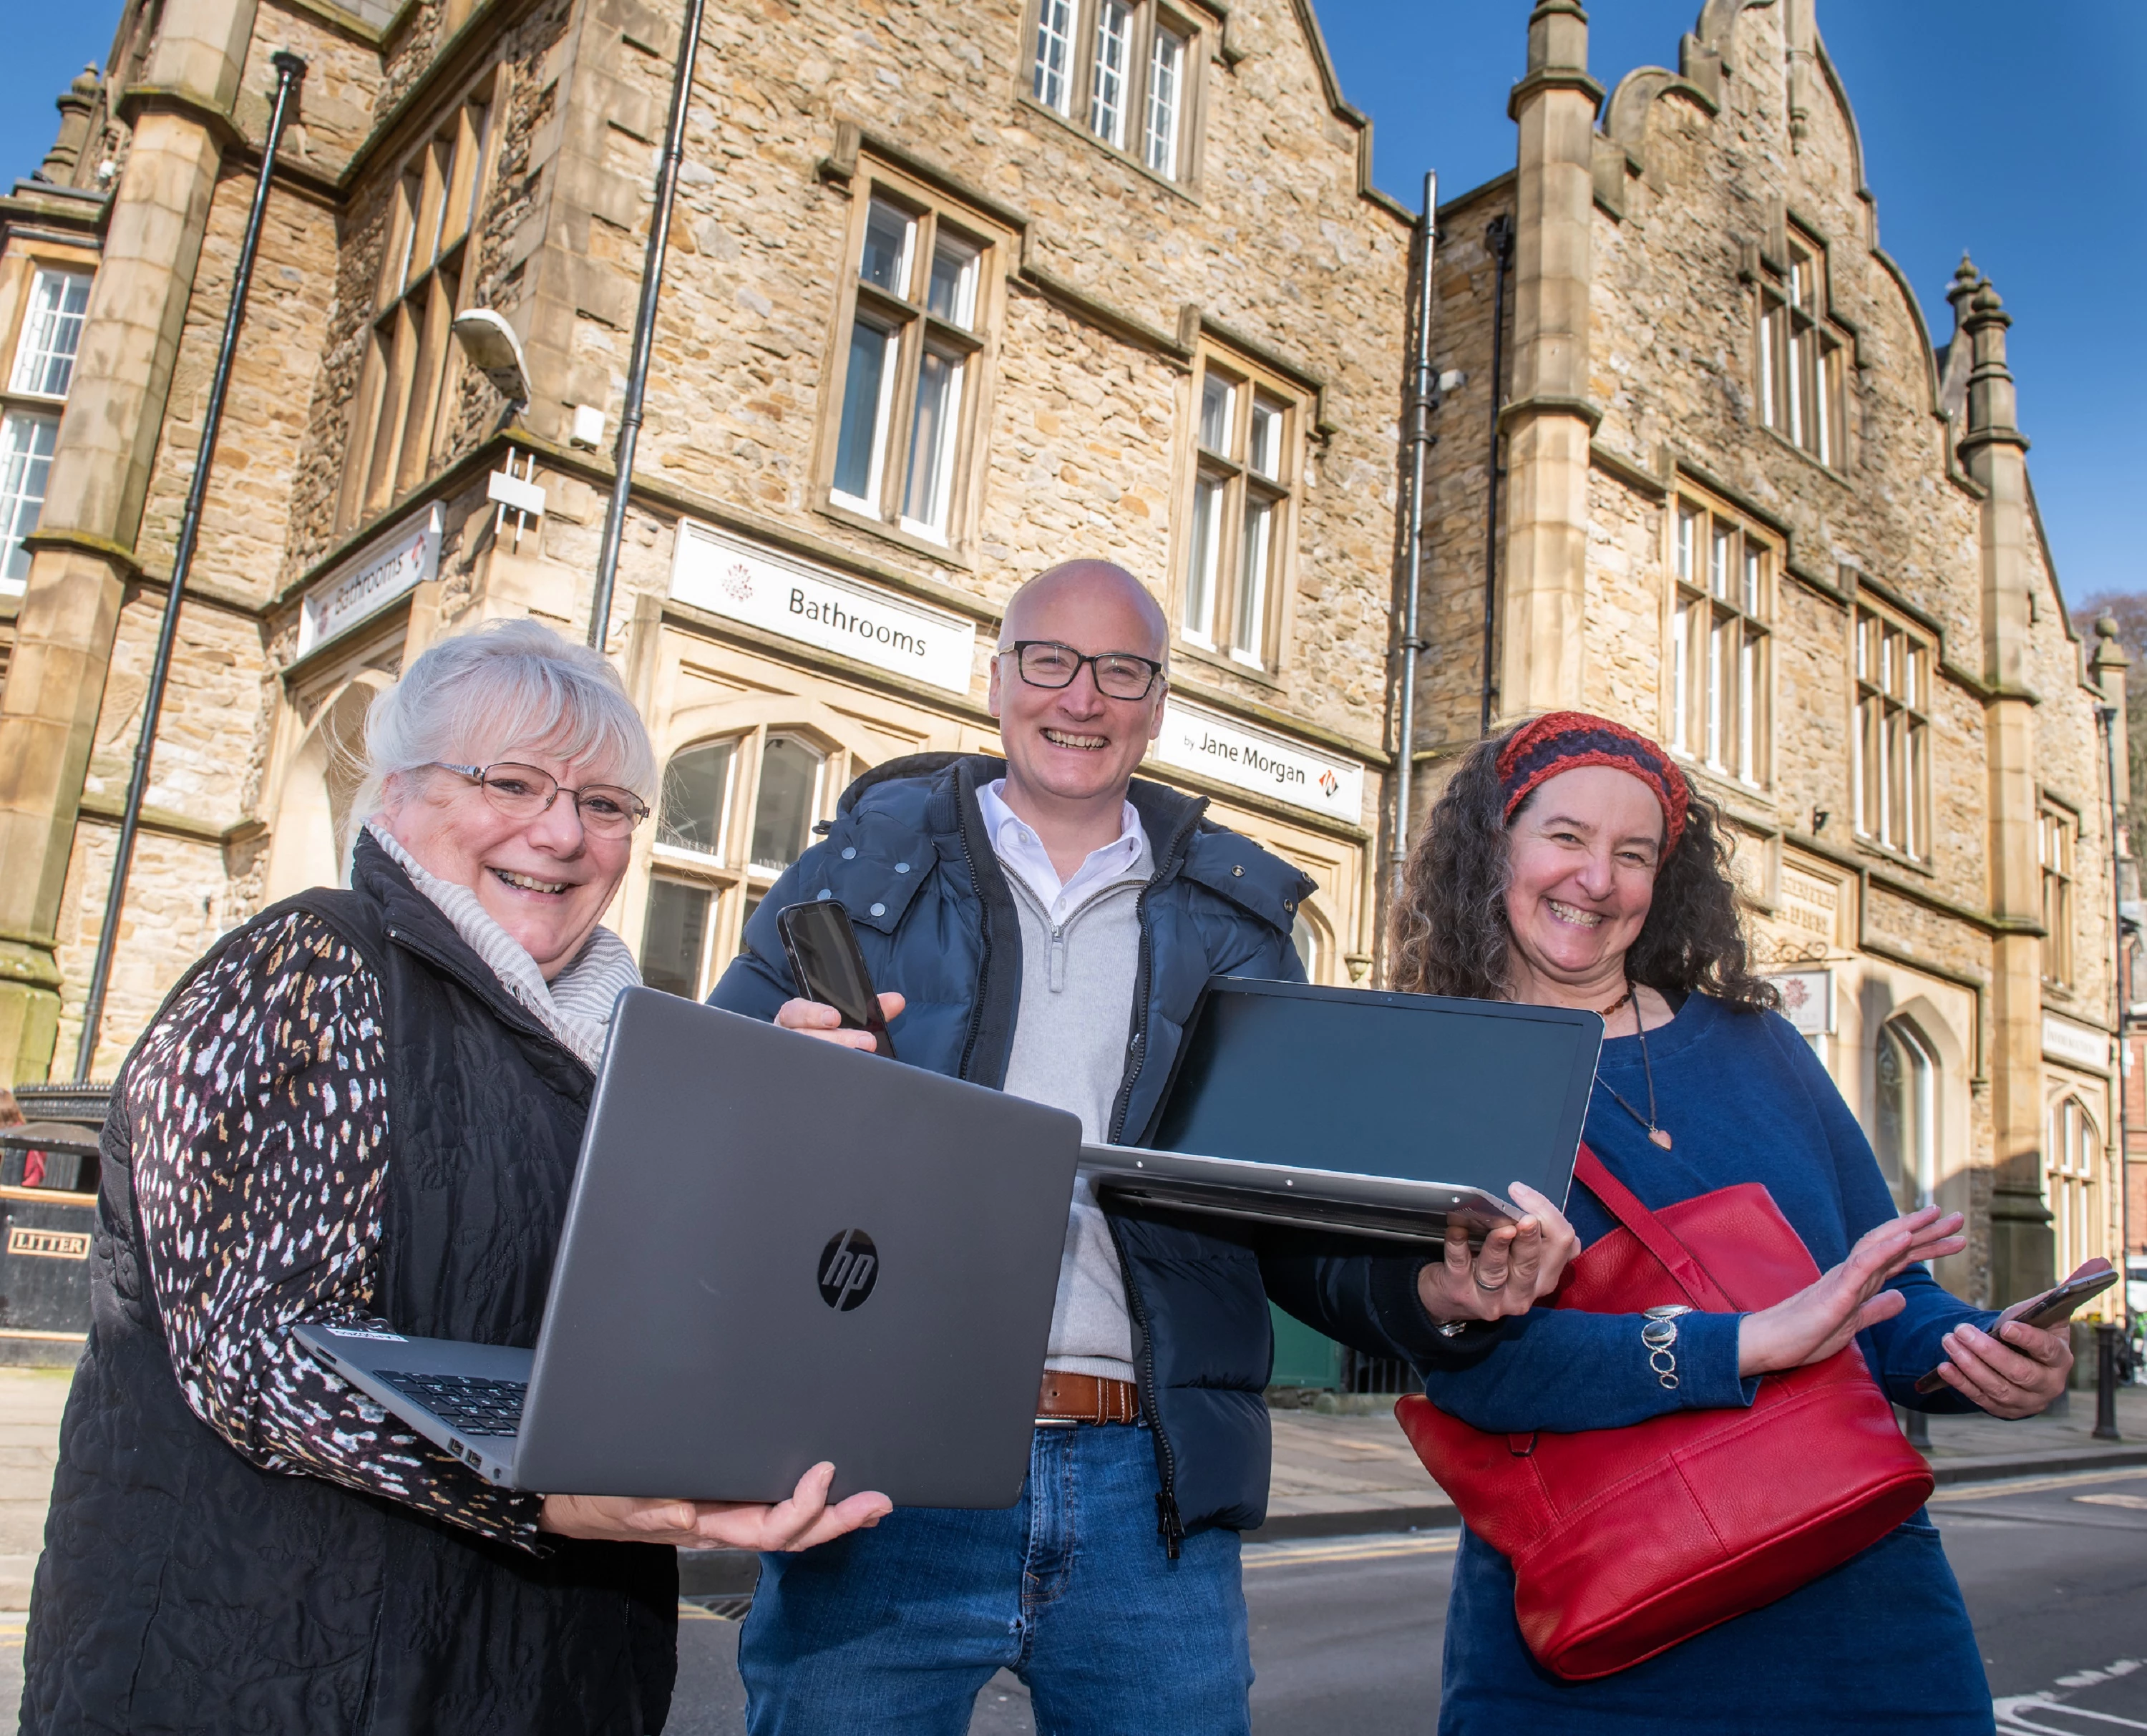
[1642, 1304, 1695, 1389]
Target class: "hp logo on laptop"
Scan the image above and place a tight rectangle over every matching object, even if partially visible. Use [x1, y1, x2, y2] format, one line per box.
[817, 1229, 879, 1311]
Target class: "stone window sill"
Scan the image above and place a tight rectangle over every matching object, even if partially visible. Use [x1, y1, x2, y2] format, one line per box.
[1172, 635, 1285, 694]
[814, 497, 977, 576]
[1851, 832, 1935, 878]
[1015, 95, 1201, 207]
[1760, 424, 1851, 489]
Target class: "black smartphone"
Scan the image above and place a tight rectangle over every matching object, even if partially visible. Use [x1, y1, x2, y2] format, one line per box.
[1913, 1257, 2117, 1395]
[775, 899, 896, 1058]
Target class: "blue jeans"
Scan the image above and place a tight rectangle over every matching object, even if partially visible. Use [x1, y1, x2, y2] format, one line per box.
[738, 1420, 1252, 1735]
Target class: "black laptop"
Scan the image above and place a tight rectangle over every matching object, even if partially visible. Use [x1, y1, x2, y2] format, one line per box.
[299, 989, 1081, 1507]
[1081, 977, 1601, 1242]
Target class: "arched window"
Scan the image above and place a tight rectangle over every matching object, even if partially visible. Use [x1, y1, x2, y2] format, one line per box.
[641, 728, 844, 998]
[656, 738, 736, 854]
[749, 735, 824, 872]
[1291, 904, 1333, 985]
[263, 682, 378, 899]
[2045, 1096, 2100, 1279]
[1873, 1018, 1937, 1212]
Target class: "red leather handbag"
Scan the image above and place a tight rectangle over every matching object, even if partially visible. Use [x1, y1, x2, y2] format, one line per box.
[1395, 1146, 1933, 1681]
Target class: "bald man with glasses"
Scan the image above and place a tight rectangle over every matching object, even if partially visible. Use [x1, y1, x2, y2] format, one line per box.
[712, 560, 1562, 1734]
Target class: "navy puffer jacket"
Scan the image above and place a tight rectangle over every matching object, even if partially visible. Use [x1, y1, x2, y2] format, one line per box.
[711, 754, 1446, 1546]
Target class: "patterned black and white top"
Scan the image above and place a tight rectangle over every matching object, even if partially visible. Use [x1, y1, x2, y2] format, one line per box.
[126, 912, 546, 1549]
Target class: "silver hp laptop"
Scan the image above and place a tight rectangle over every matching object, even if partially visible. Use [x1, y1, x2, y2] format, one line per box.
[298, 989, 1081, 1508]
[1082, 978, 1601, 1243]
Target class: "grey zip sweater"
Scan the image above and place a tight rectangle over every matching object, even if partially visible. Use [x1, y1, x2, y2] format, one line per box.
[998, 845, 1152, 1384]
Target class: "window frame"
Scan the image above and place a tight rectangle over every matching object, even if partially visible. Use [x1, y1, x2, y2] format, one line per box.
[1873, 1016, 1938, 1214]
[0, 248, 97, 596]
[0, 407, 60, 595]
[1756, 230, 1849, 470]
[2044, 1094, 2101, 1284]
[8, 266, 94, 401]
[639, 726, 854, 999]
[336, 79, 497, 534]
[1665, 492, 1773, 789]
[1021, 0, 1207, 188]
[815, 162, 1009, 564]
[1172, 345, 1304, 679]
[2039, 799, 2078, 990]
[1851, 600, 1934, 864]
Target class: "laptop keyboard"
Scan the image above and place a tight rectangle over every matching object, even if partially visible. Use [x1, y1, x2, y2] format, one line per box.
[375, 1370, 527, 1439]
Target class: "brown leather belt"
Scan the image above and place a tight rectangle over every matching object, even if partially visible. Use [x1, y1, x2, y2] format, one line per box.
[1035, 1372, 1140, 1425]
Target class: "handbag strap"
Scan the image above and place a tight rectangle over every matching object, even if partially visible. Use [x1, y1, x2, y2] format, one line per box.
[1572, 1143, 1735, 1312]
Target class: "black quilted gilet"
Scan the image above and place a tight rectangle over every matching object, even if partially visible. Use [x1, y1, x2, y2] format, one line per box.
[19, 837, 677, 1734]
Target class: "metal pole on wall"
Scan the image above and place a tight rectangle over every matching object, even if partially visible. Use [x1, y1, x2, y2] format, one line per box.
[2102, 703, 2136, 1334]
[1389, 170, 1436, 873]
[1478, 214, 1514, 737]
[587, 0, 709, 651]
[71, 50, 307, 1081]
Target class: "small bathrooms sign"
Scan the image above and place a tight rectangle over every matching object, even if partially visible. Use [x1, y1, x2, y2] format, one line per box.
[1152, 698, 1364, 821]
[670, 519, 975, 696]
[297, 504, 442, 655]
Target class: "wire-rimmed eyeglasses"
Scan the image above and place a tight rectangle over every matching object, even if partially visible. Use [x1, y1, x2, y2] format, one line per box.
[1003, 640, 1166, 702]
[432, 762, 651, 837]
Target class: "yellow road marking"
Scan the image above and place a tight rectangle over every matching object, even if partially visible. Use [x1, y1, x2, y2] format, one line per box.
[1931, 1466, 2147, 1505]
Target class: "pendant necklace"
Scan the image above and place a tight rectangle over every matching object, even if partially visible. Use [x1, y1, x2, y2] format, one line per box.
[1595, 982, 1673, 1149]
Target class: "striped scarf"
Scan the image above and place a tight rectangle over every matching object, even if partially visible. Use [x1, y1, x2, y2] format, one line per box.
[366, 823, 641, 1073]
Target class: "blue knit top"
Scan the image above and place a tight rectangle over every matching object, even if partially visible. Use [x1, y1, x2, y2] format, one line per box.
[1428, 992, 2003, 1734]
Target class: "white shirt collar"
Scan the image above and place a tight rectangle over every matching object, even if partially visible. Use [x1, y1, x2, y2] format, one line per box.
[976, 779, 1147, 918]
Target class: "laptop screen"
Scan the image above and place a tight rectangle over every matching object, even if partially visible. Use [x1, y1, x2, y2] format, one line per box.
[1144, 979, 1600, 1202]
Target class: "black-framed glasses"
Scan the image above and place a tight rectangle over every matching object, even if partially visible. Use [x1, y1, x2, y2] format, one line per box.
[433, 762, 651, 838]
[1005, 640, 1165, 702]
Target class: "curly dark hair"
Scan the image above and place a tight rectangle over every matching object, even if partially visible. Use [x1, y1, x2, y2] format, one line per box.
[1389, 727, 1778, 1012]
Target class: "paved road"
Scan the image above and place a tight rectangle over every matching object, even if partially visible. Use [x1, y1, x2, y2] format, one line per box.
[1, 1464, 2137, 1728]
[666, 1465, 2147, 1735]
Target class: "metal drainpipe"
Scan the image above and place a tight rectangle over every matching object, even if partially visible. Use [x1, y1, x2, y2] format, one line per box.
[587, 0, 709, 650]
[72, 50, 308, 1081]
[1478, 214, 1514, 737]
[1390, 171, 1438, 874]
[2102, 703, 2136, 1336]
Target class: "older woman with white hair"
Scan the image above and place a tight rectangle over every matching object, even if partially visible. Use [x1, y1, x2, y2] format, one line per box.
[24, 620, 887, 1735]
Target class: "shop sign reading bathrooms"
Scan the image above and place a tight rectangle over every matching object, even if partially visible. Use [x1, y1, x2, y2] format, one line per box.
[1152, 698, 1363, 822]
[296, 504, 443, 655]
[671, 520, 975, 696]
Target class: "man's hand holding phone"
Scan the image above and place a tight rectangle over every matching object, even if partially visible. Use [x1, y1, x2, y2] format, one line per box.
[776, 991, 906, 1053]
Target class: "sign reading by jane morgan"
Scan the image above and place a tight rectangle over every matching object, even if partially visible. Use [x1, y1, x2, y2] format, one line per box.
[670, 519, 976, 696]
[1152, 698, 1364, 822]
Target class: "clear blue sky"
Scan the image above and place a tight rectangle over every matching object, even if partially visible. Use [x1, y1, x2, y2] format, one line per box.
[4, 2, 2138, 601]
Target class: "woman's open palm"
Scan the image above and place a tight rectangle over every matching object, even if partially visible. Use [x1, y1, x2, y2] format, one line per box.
[1736, 1206, 1966, 1377]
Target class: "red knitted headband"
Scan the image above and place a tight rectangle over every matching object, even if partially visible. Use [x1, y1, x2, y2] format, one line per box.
[1496, 711, 1690, 853]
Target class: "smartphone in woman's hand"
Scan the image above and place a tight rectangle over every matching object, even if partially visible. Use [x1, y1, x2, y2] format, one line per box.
[1912, 1257, 2116, 1395]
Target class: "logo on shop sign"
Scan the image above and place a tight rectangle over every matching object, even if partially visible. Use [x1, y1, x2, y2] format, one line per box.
[1318, 769, 1339, 799]
[723, 561, 754, 602]
[817, 1229, 879, 1311]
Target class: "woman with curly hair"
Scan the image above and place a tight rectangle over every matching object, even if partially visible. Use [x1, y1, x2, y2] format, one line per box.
[1398, 711, 2070, 1734]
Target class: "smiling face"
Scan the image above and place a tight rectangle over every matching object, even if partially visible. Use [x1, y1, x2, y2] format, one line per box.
[987, 561, 1167, 816]
[383, 741, 635, 980]
[1501, 764, 1668, 1003]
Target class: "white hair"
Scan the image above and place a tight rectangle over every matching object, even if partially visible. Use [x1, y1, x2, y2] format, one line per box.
[355, 618, 656, 822]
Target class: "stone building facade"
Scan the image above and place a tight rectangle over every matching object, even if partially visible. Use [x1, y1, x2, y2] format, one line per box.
[0, 0, 2125, 1326]
[0, 0, 1411, 1087]
[1408, 0, 2128, 1316]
